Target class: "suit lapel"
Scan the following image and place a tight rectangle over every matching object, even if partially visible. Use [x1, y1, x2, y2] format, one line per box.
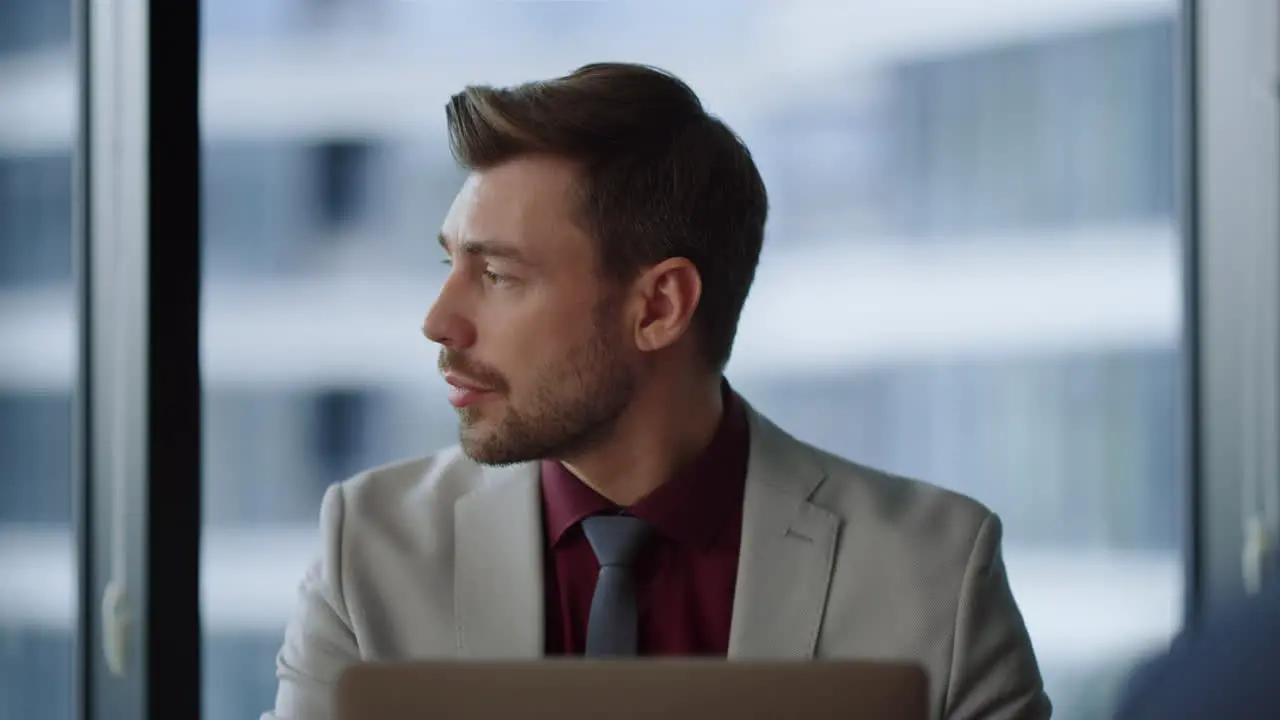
[728, 407, 841, 659]
[454, 462, 544, 658]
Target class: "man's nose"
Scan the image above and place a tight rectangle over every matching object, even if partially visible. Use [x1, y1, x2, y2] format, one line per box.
[422, 277, 476, 349]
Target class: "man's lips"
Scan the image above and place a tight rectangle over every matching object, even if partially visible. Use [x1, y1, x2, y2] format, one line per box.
[443, 372, 495, 408]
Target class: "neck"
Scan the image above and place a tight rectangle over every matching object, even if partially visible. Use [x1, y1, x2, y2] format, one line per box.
[560, 374, 724, 506]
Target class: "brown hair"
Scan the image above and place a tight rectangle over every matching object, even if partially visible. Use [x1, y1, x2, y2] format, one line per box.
[444, 62, 768, 373]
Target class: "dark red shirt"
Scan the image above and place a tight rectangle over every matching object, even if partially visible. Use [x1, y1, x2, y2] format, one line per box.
[540, 386, 750, 656]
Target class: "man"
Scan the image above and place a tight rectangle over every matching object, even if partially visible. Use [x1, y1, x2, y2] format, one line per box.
[266, 63, 1050, 720]
[1113, 583, 1280, 719]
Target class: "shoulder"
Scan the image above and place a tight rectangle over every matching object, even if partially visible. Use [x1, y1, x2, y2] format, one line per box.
[747, 405, 1001, 594]
[742, 400, 997, 569]
[808, 442, 995, 547]
[743, 400, 991, 530]
[317, 446, 497, 538]
[748, 404, 994, 554]
[746, 405, 1004, 613]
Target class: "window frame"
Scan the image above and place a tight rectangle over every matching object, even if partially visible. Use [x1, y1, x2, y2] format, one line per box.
[1183, 0, 1280, 619]
[76, 1, 203, 718]
[70, 0, 1280, 717]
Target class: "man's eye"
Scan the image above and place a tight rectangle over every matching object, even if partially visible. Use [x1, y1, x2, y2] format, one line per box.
[483, 269, 509, 286]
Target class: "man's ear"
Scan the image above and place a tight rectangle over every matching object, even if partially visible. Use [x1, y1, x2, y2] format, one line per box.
[628, 257, 702, 353]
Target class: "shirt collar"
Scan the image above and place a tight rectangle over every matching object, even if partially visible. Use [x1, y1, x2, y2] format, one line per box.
[540, 381, 750, 551]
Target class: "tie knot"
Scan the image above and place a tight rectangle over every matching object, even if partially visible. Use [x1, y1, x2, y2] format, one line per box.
[581, 514, 652, 567]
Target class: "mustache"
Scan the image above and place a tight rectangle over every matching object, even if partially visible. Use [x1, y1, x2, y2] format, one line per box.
[438, 349, 507, 391]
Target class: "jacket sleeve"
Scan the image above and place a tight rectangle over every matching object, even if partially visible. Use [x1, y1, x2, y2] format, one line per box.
[943, 512, 1053, 719]
[262, 483, 360, 720]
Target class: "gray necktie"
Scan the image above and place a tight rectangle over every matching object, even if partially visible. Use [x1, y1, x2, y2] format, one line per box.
[581, 514, 653, 657]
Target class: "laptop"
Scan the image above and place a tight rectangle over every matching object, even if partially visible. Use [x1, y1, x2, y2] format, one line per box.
[334, 659, 929, 719]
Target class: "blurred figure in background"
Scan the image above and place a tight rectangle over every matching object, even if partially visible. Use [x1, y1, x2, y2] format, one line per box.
[1114, 583, 1280, 719]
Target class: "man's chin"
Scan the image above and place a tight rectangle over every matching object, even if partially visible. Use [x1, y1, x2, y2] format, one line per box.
[458, 441, 529, 467]
[458, 424, 522, 467]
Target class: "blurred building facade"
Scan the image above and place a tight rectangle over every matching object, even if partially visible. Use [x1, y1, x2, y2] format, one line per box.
[0, 2, 1180, 719]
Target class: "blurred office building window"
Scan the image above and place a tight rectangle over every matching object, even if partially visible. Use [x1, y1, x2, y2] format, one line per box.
[0, 2, 1187, 719]
[0, 0, 70, 55]
[192, 3, 1184, 719]
[0, 1, 79, 718]
[0, 2, 1193, 719]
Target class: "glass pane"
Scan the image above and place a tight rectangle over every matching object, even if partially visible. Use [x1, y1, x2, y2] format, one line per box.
[200, 2, 1183, 719]
[0, 1, 79, 718]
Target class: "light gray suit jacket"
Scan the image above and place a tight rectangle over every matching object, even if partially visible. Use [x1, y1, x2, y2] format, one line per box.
[266, 405, 1050, 720]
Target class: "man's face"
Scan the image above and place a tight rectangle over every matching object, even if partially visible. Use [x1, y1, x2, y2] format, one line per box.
[425, 155, 639, 465]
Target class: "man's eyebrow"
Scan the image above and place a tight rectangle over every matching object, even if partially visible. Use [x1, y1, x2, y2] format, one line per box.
[437, 233, 530, 263]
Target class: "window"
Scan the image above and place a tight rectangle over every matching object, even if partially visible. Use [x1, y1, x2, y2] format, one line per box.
[31, 1, 1280, 719]
[0, 0, 71, 56]
[310, 140, 377, 233]
[0, 155, 73, 285]
[888, 20, 1175, 237]
[196, 3, 1184, 718]
[202, 142, 306, 276]
[310, 388, 375, 485]
[0, 8, 77, 720]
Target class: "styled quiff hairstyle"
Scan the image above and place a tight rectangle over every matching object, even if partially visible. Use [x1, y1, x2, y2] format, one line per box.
[444, 62, 768, 373]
